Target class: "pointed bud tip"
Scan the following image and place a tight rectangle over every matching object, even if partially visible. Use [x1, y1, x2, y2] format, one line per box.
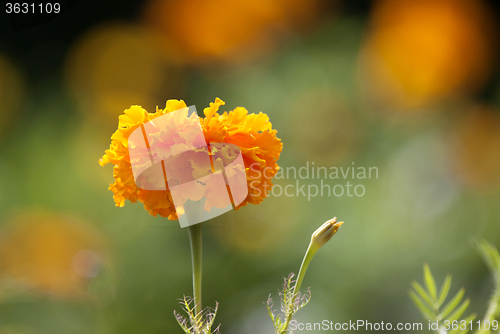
[311, 218, 344, 248]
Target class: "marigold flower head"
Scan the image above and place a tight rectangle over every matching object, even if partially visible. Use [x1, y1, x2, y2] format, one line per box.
[100, 98, 282, 220]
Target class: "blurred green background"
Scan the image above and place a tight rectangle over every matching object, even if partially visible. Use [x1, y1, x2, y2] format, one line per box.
[1, 0, 500, 333]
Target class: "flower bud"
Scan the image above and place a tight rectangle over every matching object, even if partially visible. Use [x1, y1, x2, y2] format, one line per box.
[293, 217, 344, 295]
[311, 217, 343, 248]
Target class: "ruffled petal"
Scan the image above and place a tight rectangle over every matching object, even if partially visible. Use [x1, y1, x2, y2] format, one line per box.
[99, 98, 282, 219]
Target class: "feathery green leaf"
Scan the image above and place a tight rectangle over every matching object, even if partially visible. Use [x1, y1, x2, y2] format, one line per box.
[437, 275, 452, 308]
[411, 281, 434, 308]
[409, 290, 435, 320]
[446, 299, 470, 323]
[424, 264, 438, 302]
[440, 288, 465, 320]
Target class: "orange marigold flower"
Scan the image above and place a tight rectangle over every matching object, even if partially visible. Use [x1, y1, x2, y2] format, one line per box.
[99, 98, 282, 220]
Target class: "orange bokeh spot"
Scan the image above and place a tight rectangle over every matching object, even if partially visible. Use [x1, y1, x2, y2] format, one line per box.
[452, 106, 500, 192]
[361, 0, 497, 109]
[0, 212, 106, 299]
[143, 0, 323, 64]
[65, 23, 183, 123]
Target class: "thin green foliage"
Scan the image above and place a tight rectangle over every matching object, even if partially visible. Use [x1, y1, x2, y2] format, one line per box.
[267, 273, 311, 334]
[409, 264, 476, 334]
[410, 241, 500, 334]
[477, 241, 500, 279]
[174, 296, 220, 334]
[476, 241, 500, 334]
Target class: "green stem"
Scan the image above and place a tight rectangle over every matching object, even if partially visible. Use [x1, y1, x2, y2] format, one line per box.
[188, 223, 203, 315]
[294, 242, 320, 296]
[280, 241, 320, 334]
